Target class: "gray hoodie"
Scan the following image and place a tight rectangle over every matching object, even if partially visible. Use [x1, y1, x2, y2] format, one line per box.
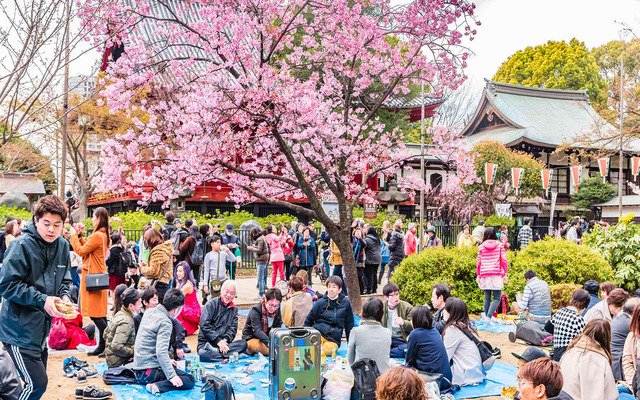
[133, 305, 176, 379]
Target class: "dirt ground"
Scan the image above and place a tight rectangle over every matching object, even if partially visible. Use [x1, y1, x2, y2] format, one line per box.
[43, 315, 527, 400]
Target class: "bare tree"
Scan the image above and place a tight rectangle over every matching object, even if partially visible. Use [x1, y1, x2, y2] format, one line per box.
[431, 80, 478, 128]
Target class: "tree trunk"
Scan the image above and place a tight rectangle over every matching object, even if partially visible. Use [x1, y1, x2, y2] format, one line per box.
[76, 184, 90, 222]
[332, 227, 362, 315]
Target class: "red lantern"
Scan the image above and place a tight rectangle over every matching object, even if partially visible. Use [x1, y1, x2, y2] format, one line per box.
[484, 163, 497, 185]
[511, 168, 523, 196]
[570, 166, 582, 192]
[597, 158, 610, 183]
[541, 169, 553, 198]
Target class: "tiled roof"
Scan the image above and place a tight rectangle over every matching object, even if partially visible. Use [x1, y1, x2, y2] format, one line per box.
[0, 173, 45, 195]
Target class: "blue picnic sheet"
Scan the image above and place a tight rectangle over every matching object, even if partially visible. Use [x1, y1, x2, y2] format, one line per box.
[94, 340, 519, 400]
[471, 319, 516, 333]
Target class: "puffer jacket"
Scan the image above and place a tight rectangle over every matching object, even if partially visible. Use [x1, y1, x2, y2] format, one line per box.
[141, 241, 174, 284]
[104, 307, 136, 368]
[0, 219, 72, 351]
[329, 240, 343, 266]
[304, 293, 354, 344]
[476, 239, 508, 278]
[198, 297, 239, 351]
[387, 230, 405, 267]
[364, 234, 381, 265]
[251, 235, 270, 264]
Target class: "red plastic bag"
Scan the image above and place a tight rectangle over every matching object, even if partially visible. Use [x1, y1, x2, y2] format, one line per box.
[48, 318, 70, 350]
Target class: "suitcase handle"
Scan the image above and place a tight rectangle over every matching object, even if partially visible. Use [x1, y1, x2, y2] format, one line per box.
[289, 329, 310, 338]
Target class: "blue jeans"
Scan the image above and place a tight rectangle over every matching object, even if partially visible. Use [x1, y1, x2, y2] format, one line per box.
[484, 289, 502, 318]
[390, 337, 408, 358]
[256, 263, 268, 296]
[71, 266, 80, 288]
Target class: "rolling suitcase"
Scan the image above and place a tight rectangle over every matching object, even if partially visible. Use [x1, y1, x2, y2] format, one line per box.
[269, 327, 322, 400]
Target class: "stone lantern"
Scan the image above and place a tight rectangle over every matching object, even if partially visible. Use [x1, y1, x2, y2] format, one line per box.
[169, 188, 194, 218]
[378, 177, 410, 214]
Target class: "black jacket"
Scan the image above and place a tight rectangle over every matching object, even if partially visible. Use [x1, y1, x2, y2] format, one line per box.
[433, 307, 445, 334]
[0, 219, 72, 351]
[387, 230, 405, 267]
[105, 245, 127, 276]
[242, 303, 282, 345]
[198, 297, 239, 350]
[304, 293, 354, 344]
[363, 234, 381, 265]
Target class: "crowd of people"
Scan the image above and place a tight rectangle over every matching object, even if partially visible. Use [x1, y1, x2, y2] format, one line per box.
[0, 195, 636, 400]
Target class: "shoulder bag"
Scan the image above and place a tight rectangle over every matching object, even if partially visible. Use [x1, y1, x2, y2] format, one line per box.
[86, 232, 109, 291]
[209, 252, 224, 298]
[461, 328, 497, 370]
[149, 255, 172, 289]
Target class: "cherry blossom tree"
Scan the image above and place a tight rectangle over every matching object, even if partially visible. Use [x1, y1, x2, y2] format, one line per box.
[81, 0, 478, 312]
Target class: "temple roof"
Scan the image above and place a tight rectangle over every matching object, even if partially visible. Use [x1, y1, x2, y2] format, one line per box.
[0, 173, 45, 195]
[461, 80, 640, 152]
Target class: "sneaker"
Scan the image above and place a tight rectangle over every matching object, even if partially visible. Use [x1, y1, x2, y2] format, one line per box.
[76, 370, 87, 384]
[508, 331, 516, 343]
[75, 387, 85, 399]
[83, 385, 112, 400]
[182, 343, 191, 354]
[145, 384, 160, 395]
[82, 368, 98, 379]
[64, 362, 77, 378]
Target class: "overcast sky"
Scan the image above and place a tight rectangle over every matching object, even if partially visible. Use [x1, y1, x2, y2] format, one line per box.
[464, 0, 640, 93]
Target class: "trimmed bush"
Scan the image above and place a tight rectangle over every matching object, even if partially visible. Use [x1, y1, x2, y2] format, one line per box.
[549, 284, 582, 311]
[392, 246, 514, 313]
[392, 236, 612, 314]
[0, 206, 34, 225]
[506, 236, 614, 300]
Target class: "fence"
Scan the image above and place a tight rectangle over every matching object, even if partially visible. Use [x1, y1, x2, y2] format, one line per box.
[89, 224, 554, 270]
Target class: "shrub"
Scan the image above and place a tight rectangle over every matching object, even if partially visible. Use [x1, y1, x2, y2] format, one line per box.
[0, 206, 34, 225]
[549, 283, 582, 311]
[473, 214, 515, 228]
[583, 214, 640, 291]
[392, 237, 612, 314]
[506, 236, 613, 300]
[392, 246, 514, 313]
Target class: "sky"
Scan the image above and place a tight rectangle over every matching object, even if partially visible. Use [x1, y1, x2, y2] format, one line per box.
[464, 0, 640, 93]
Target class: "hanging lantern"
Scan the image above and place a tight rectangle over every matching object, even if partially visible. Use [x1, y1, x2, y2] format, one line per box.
[632, 157, 640, 178]
[597, 157, 610, 183]
[570, 165, 582, 192]
[484, 163, 497, 185]
[541, 169, 553, 198]
[511, 167, 524, 196]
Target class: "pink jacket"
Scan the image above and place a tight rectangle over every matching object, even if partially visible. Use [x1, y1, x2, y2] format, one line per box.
[405, 230, 417, 256]
[266, 233, 285, 262]
[476, 239, 508, 278]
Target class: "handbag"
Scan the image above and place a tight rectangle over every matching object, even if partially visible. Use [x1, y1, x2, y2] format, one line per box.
[208, 252, 224, 298]
[462, 328, 496, 370]
[149, 256, 172, 289]
[86, 232, 109, 291]
[350, 358, 380, 400]
[202, 374, 235, 400]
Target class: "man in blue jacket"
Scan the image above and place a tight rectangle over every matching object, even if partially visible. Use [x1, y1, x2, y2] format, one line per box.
[0, 195, 72, 400]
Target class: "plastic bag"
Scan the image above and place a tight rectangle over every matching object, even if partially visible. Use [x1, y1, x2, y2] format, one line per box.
[245, 353, 268, 375]
[48, 318, 70, 350]
[322, 363, 354, 400]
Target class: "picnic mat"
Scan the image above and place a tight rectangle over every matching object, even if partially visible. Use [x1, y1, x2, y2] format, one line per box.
[471, 319, 516, 334]
[238, 309, 361, 328]
[94, 340, 519, 400]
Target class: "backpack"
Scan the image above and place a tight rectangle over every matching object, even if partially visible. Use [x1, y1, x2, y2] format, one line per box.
[380, 240, 390, 264]
[462, 328, 496, 370]
[48, 319, 70, 350]
[190, 237, 205, 266]
[170, 230, 181, 256]
[493, 294, 509, 316]
[117, 250, 132, 276]
[350, 358, 380, 400]
[202, 374, 236, 400]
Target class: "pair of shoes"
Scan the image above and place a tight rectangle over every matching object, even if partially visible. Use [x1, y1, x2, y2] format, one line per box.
[64, 357, 89, 377]
[76, 386, 112, 399]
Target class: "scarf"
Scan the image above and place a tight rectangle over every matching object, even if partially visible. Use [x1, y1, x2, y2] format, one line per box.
[261, 298, 278, 333]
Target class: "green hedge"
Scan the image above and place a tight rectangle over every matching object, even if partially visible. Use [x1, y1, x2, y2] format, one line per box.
[392, 237, 613, 313]
[0, 206, 34, 225]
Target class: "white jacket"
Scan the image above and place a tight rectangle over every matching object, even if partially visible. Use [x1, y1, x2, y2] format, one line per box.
[559, 337, 617, 400]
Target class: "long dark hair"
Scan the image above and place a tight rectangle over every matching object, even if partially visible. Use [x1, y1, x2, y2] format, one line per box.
[189, 225, 202, 240]
[175, 261, 196, 290]
[249, 227, 263, 241]
[443, 297, 473, 336]
[482, 226, 498, 242]
[93, 207, 111, 246]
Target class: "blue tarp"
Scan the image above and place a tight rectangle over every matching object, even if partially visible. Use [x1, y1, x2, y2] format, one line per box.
[94, 341, 518, 400]
[471, 319, 516, 334]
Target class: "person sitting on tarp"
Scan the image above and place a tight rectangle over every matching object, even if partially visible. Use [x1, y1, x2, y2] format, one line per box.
[198, 280, 247, 361]
[105, 288, 142, 368]
[380, 282, 413, 358]
[282, 275, 313, 327]
[133, 289, 195, 395]
[511, 270, 552, 324]
[304, 275, 354, 356]
[242, 288, 283, 356]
